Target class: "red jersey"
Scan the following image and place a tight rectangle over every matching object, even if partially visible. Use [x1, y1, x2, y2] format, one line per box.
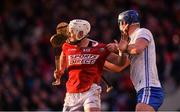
[62, 39, 110, 93]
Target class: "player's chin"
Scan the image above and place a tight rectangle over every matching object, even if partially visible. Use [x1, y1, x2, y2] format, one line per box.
[68, 37, 76, 42]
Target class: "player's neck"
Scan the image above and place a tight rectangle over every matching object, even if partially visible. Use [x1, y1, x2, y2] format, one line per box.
[129, 25, 140, 35]
[77, 38, 89, 47]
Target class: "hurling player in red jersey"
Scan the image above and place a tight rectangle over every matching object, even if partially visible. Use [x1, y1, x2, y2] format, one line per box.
[53, 19, 129, 112]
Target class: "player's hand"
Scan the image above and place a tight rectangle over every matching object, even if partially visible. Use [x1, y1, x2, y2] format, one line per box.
[106, 39, 128, 53]
[118, 39, 128, 52]
[121, 24, 129, 41]
[52, 70, 63, 86]
[52, 79, 61, 86]
[106, 43, 118, 53]
[118, 24, 129, 52]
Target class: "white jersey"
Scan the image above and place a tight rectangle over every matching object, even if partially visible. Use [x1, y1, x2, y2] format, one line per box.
[129, 28, 161, 92]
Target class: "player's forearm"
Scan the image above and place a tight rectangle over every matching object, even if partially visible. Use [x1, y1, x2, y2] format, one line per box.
[54, 47, 62, 71]
[59, 52, 66, 74]
[127, 38, 149, 55]
[118, 53, 129, 66]
[115, 53, 128, 66]
[55, 56, 60, 70]
[104, 59, 130, 73]
[127, 44, 144, 55]
[59, 63, 66, 74]
[106, 53, 128, 67]
[54, 56, 65, 79]
[55, 51, 66, 70]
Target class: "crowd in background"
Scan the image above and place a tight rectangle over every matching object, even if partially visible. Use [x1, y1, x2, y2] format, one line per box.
[0, 0, 179, 111]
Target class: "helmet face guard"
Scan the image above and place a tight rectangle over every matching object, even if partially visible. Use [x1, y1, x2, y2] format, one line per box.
[68, 19, 91, 45]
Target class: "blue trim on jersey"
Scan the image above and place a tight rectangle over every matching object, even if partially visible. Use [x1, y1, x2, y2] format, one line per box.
[137, 87, 164, 111]
[146, 48, 149, 87]
[142, 48, 150, 103]
[146, 48, 150, 103]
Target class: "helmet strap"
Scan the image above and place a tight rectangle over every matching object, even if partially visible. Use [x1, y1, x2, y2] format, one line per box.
[66, 35, 88, 45]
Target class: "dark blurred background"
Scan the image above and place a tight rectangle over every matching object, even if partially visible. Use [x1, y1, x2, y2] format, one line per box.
[0, 0, 179, 111]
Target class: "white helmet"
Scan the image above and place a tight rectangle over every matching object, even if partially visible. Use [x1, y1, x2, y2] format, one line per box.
[68, 19, 91, 40]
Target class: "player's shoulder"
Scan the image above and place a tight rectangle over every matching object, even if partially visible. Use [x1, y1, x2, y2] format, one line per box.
[95, 42, 107, 48]
[97, 42, 106, 47]
[137, 28, 152, 35]
[62, 42, 68, 48]
[62, 42, 73, 49]
[135, 28, 153, 42]
[88, 39, 106, 47]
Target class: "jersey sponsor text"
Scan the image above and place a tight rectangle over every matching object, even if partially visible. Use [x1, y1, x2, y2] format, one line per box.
[68, 54, 99, 65]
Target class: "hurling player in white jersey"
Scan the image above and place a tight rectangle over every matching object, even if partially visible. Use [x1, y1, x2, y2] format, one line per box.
[107, 10, 164, 111]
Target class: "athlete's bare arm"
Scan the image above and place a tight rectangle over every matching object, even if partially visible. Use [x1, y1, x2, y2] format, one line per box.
[104, 53, 130, 73]
[104, 60, 130, 73]
[59, 51, 67, 74]
[52, 51, 67, 85]
[127, 38, 149, 55]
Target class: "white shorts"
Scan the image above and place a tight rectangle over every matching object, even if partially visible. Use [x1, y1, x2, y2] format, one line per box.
[62, 84, 102, 112]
